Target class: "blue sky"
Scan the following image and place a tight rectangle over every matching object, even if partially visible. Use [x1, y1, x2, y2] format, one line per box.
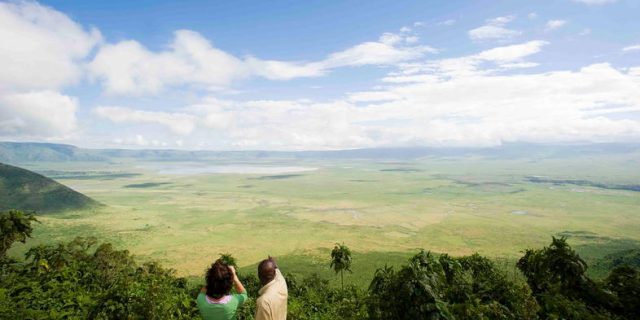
[1, 0, 639, 150]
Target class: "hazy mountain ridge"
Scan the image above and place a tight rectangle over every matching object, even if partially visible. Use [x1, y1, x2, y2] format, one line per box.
[2, 141, 640, 164]
[0, 162, 102, 213]
[0, 142, 106, 162]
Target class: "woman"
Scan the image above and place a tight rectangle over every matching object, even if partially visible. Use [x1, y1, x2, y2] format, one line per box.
[197, 260, 248, 320]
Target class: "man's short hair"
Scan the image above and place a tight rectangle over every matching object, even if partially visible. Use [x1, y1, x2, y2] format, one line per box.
[258, 259, 276, 285]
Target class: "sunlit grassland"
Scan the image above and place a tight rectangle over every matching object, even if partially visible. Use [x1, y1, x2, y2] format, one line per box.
[10, 154, 640, 287]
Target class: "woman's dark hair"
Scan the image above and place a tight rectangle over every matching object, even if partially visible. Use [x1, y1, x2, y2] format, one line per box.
[205, 260, 233, 298]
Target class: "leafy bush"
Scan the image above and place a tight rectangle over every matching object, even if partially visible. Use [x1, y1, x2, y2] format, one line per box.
[368, 250, 538, 319]
[517, 236, 630, 319]
[1, 212, 198, 319]
[1, 210, 638, 319]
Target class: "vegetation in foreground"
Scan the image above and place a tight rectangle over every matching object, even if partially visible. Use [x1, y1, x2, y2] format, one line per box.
[2, 210, 639, 319]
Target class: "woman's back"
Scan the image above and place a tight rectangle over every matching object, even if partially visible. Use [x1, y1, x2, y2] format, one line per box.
[197, 292, 248, 320]
[197, 261, 248, 320]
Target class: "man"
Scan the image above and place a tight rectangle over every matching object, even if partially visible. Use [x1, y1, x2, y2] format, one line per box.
[255, 256, 288, 320]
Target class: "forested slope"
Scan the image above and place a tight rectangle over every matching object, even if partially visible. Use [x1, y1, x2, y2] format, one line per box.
[0, 163, 101, 213]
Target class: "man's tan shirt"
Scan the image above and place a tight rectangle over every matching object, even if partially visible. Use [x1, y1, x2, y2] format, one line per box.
[255, 269, 288, 320]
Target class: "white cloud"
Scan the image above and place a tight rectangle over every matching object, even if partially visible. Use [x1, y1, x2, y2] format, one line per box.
[391, 41, 547, 79]
[89, 30, 434, 94]
[334, 63, 640, 148]
[96, 46, 640, 150]
[94, 106, 197, 135]
[475, 40, 548, 62]
[493, 16, 517, 24]
[322, 40, 436, 68]
[348, 91, 400, 102]
[405, 36, 419, 44]
[528, 12, 538, 19]
[622, 44, 640, 52]
[438, 19, 456, 26]
[469, 15, 521, 41]
[572, 0, 617, 5]
[0, 1, 98, 141]
[545, 20, 567, 32]
[579, 28, 592, 36]
[0, 1, 101, 90]
[161, 44, 636, 150]
[89, 30, 251, 94]
[247, 58, 324, 80]
[379, 32, 403, 45]
[112, 134, 167, 147]
[3, 1, 638, 150]
[0, 91, 78, 138]
[498, 62, 540, 69]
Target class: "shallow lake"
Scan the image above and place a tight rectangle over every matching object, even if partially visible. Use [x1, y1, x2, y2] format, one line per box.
[139, 163, 318, 175]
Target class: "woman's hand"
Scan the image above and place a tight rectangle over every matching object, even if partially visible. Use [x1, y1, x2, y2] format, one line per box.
[228, 265, 246, 294]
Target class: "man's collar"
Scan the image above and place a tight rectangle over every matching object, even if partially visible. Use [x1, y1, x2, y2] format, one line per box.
[258, 269, 280, 295]
[259, 278, 276, 295]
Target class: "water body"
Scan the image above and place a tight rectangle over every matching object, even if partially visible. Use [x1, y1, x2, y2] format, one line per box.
[140, 163, 318, 175]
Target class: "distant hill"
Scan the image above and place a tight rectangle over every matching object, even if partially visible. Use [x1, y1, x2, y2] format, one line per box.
[1, 141, 640, 163]
[0, 142, 106, 163]
[0, 162, 101, 213]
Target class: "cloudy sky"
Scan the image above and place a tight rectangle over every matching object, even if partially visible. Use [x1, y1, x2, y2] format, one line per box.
[1, 0, 639, 150]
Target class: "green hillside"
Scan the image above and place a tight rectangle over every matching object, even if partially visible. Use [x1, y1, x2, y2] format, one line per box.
[0, 162, 101, 213]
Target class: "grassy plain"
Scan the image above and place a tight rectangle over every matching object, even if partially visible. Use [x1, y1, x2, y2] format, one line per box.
[9, 154, 640, 287]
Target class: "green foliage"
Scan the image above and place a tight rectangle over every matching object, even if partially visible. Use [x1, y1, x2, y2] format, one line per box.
[606, 249, 640, 268]
[1, 236, 198, 319]
[605, 266, 640, 318]
[0, 209, 37, 257]
[368, 251, 449, 319]
[517, 236, 634, 319]
[218, 253, 238, 268]
[368, 250, 538, 319]
[591, 248, 640, 278]
[330, 242, 352, 290]
[1, 217, 638, 320]
[235, 272, 367, 320]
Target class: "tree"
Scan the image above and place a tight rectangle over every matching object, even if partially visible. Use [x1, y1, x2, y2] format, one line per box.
[605, 265, 640, 318]
[368, 251, 451, 319]
[330, 243, 352, 290]
[0, 210, 37, 258]
[517, 237, 619, 319]
[368, 250, 540, 320]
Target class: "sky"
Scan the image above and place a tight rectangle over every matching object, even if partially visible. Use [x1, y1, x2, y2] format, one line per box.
[1, 0, 639, 150]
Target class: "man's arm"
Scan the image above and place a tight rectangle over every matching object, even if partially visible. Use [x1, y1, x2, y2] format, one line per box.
[275, 268, 284, 282]
[268, 256, 287, 287]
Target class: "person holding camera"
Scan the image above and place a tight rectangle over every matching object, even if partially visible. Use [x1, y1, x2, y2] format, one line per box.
[197, 260, 248, 320]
